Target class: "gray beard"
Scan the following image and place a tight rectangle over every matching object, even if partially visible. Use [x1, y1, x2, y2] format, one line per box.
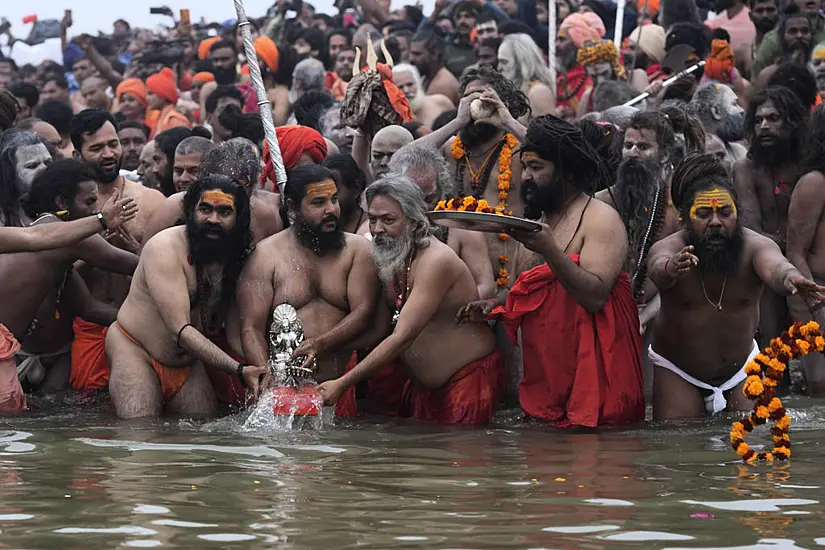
[372, 232, 413, 286]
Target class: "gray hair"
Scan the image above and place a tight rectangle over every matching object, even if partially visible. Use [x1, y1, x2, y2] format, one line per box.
[198, 137, 260, 186]
[292, 58, 326, 93]
[388, 145, 456, 199]
[687, 81, 726, 127]
[175, 136, 216, 158]
[500, 33, 554, 91]
[600, 105, 639, 127]
[366, 175, 432, 248]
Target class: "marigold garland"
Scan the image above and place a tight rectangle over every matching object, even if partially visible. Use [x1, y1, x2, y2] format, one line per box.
[730, 321, 824, 463]
[451, 133, 518, 287]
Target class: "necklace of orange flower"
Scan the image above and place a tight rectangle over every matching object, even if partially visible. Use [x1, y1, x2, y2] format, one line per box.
[392, 248, 416, 325]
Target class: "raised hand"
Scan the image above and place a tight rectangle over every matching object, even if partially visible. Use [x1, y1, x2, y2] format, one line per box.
[665, 245, 699, 280]
[100, 189, 138, 230]
[456, 91, 482, 127]
[785, 275, 825, 311]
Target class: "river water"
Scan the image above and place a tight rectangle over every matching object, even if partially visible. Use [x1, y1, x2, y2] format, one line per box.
[2, 396, 825, 549]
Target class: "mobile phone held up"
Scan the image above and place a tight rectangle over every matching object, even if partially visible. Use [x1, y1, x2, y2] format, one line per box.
[149, 7, 167, 15]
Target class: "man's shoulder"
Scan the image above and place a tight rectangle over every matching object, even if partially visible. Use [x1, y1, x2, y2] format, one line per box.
[143, 226, 186, 255]
[584, 196, 623, 225]
[418, 237, 460, 266]
[343, 232, 371, 252]
[125, 180, 166, 203]
[435, 67, 460, 86]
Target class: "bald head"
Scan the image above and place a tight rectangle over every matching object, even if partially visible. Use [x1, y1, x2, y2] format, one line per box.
[371, 125, 414, 179]
[81, 76, 110, 110]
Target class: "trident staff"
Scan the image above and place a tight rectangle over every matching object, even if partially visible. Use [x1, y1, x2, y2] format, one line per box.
[232, 0, 287, 193]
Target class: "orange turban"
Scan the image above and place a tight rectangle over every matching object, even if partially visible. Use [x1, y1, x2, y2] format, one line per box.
[636, 0, 660, 18]
[193, 72, 216, 83]
[116, 78, 147, 107]
[198, 37, 220, 60]
[254, 36, 279, 72]
[261, 126, 328, 186]
[559, 12, 606, 49]
[146, 67, 179, 105]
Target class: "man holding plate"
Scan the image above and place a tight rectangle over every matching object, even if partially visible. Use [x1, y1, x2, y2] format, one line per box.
[458, 115, 646, 428]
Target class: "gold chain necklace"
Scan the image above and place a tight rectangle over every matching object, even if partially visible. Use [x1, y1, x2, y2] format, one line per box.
[700, 272, 728, 312]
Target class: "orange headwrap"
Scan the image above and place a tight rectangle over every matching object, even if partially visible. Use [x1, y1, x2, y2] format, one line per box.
[198, 37, 220, 60]
[146, 67, 179, 105]
[355, 63, 414, 123]
[254, 36, 280, 72]
[703, 39, 735, 81]
[116, 78, 147, 107]
[193, 72, 216, 83]
[559, 12, 606, 49]
[636, 0, 660, 18]
[261, 126, 328, 187]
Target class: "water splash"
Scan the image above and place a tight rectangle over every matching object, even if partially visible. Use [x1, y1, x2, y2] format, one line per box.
[241, 388, 327, 432]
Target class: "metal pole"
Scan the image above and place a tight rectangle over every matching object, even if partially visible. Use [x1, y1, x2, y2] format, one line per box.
[621, 61, 706, 107]
[233, 0, 287, 193]
[548, 0, 556, 85]
[613, 0, 625, 53]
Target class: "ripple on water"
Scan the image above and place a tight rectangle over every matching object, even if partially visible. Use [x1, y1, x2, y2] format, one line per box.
[666, 538, 810, 549]
[152, 519, 219, 528]
[55, 526, 158, 535]
[681, 499, 819, 512]
[197, 534, 257, 542]
[73, 437, 284, 458]
[542, 525, 621, 534]
[0, 514, 33, 521]
[132, 505, 170, 515]
[123, 542, 162, 548]
[600, 531, 695, 542]
[583, 498, 635, 506]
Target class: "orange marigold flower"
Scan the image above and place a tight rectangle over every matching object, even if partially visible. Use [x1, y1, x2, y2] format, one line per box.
[498, 233, 510, 241]
[764, 377, 778, 387]
[743, 375, 764, 397]
[744, 362, 761, 376]
[816, 336, 825, 351]
[776, 415, 791, 431]
[768, 397, 782, 412]
[499, 254, 509, 264]
[797, 340, 811, 354]
[736, 442, 752, 457]
[773, 447, 791, 459]
[756, 406, 769, 419]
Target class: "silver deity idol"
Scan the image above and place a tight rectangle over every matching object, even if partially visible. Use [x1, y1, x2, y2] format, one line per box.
[268, 304, 315, 387]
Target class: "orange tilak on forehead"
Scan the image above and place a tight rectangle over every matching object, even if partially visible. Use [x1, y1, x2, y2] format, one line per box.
[306, 180, 337, 198]
[201, 190, 236, 209]
[689, 188, 736, 220]
[521, 152, 541, 162]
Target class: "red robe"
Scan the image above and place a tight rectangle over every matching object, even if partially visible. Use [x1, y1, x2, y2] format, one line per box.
[366, 361, 408, 416]
[492, 256, 644, 427]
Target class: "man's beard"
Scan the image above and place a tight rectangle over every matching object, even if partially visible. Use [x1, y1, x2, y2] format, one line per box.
[754, 18, 776, 34]
[372, 229, 413, 285]
[520, 174, 565, 220]
[685, 219, 744, 275]
[749, 132, 794, 167]
[459, 122, 500, 148]
[616, 157, 662, 266]
[93, 157, 122, 184]
[556, 46, 578, 72]
[186, 217, 245, 266]
[412, 59, 431, 78]
[785, 42, 813, 65]
[717, 111, 745, 142]
[214, 66, 238, 85]
[294, 213, 346, 256]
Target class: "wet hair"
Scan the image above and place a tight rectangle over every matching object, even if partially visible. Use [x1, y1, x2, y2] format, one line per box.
[658, 103, 707, 163]
[9, 82, 39, 110]
[210, 39, 237, 54]
[34, 100, 74, 136]
[662, 76, 698, 104]
[600, 105, 638, 127]
[69, 109, 117, 151]
[292, 90, 335, 131]
[199, 138, 261, 189]
[432, 109, 457, 131]
[0, 130, 48, 226]
[176, 136, 216, 158]
[460, 65, 531, 120]
[388, 144, 456, 198]
[591, 80, 638, 112]
[0, 89, 19, 132]
[766, 62, 818, 110]
[522, 115, 606, 194]
[365, 175, 432, 248]
[744, 85, 808, 143]
[670, 152, 736, 219]
[411, 30, 445, 61]
[205, 85, 245, 116]
[117, 120, 150, 138]
[182, 174, 253, 300]
[280, 164, 337, 228]
[22, 159, 98, 219]
[573, 119, 622, 191]
[803, 104, 825, 174]
[323, 153, 367, 194]
[625, 110, 677, 162]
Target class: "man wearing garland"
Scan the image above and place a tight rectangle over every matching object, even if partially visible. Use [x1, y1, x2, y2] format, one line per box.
[575, 39, 628, 119]
[316, 176, 503, 425]
[458, 116, 645, 427]
[647, 153, 825, 420]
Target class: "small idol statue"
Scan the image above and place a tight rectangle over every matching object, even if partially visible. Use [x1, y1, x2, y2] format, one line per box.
[268, 303, 315, 387]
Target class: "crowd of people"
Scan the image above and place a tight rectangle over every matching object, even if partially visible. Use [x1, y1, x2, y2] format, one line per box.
[1, 0, 825, 426]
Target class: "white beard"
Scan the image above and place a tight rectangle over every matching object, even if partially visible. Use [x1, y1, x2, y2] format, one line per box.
[372, 231, 414, 285]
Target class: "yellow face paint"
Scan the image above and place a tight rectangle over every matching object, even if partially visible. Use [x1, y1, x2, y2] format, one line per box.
[689, 188, 737, 220]
[521, 152, 542, 162]
[201, 190, 236, 209]
[306, 180, 337, 198]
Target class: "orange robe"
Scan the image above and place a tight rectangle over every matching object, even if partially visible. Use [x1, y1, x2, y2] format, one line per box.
[0, 324, 24, 412]
[149, 105, 190, 138]
[400, 349, 505, 425]
[492, 255, 644, 427]
[70, 318, 110, 391]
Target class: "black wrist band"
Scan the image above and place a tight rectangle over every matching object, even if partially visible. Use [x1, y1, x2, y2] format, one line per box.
[176, 323, 194, 348]
[97, 212, 108, 230]
[237, 363, 251, 388]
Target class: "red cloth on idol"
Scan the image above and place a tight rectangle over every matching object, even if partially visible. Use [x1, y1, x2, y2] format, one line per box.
[70, 318, 110, 391]
[366, 360, 408, 416]
[491, 255, 644, 427]
[400, 349, 504, 425]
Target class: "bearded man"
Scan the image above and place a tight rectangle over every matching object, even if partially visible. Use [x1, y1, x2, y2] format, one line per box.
[555, 12, 605, 118]
[811, 43, 825, 95]
[392, 64, 455, 129]
[107, 175, 267, 418]
[237, 165, 378, 417]
[575, 38, 633, 118]
[457, 115, 644, 427]
[753, 1, 820, 78]
[647, 153, 825, 419]
[68, 109, 167, 393]
[408, 30, 461, 105]
[689, 82, 747, 161]
[316, 176, 504, 425]
[0, 130, 53, 227]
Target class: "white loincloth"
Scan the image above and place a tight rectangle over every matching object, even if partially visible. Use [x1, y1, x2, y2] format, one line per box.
[648, 340, 759, 414]
[16, 345, 72, 386]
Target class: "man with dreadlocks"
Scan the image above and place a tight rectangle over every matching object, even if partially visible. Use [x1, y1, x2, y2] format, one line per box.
[575, 39, 648, 118]
[734, 86, 810, 346]
[458, 115, 644, 427]
[238, 165, 379, 417]
[107, 175, 268, 418]
[648, 153, 825, 419]
[786, 105, 825, 395]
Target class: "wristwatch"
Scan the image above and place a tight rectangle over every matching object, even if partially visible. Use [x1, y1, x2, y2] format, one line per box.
[97, 212, 108, 230]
